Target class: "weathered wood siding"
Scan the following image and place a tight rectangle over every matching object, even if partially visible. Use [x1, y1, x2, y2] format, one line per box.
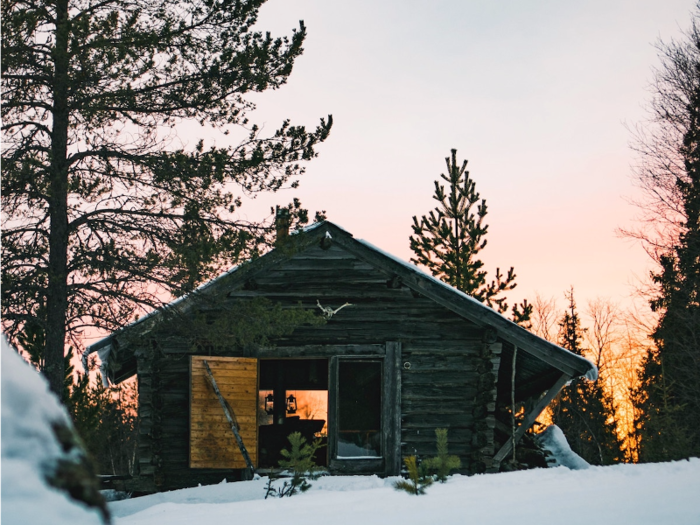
[251, 245, 496, 468]
[132, 242, 500, 491]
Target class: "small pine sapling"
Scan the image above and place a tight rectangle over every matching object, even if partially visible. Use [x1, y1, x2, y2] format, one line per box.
[393, 456, 433, 495]
[423, 428, 461, 482]
[263, 476, 279, 500]
[265, 432, 324, 498]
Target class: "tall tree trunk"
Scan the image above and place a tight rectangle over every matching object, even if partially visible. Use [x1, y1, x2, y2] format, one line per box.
[45, 0, 70, 397]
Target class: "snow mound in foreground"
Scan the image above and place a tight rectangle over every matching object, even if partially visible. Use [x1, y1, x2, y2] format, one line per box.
[537, 424, 590, 470]
[1, 336, 107, 525]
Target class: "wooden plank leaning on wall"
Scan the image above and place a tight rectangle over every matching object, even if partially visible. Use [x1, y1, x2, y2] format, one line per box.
[190, 356, 258, 470]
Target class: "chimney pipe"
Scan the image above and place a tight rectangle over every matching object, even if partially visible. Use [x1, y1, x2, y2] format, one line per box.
[275, 206, 291, 246]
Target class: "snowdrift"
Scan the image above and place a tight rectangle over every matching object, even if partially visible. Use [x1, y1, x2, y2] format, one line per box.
[1, 336, 108, 525]
[110, 458, 700, 525]
[537, 424, 590, 469]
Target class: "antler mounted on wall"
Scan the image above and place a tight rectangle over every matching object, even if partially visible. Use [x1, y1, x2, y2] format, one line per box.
[316, 300, 353, 319]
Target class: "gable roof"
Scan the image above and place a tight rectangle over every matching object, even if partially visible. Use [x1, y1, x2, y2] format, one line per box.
[85, 221, 597, 384]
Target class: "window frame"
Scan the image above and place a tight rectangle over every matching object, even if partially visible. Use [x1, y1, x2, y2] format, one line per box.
[335, 358, 384, 459]
[328, 341, 401, 475]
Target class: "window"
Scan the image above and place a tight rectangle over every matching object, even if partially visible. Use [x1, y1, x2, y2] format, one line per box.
[337, 360, 382, 458]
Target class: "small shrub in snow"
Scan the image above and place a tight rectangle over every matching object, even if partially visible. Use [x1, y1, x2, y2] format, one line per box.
[264, 432, 324, 498]
[422, 428, 461, 482]
[394, 455, 433, 495]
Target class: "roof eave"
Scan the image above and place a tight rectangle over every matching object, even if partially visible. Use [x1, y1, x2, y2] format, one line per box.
[85, 220, 597, 383]
[320, 222, 597, 381]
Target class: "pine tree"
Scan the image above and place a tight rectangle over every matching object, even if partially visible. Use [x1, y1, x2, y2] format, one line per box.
[422, 428, 461, 482]
[393, 456, 433, 495]
[633, 349, 693, 462]
[410, 149, 531, 325]
[1, 0, 332, 396]
[550, 289, 623, 465]
[635, 31, 700, 460]
[265, 432, 323, 498]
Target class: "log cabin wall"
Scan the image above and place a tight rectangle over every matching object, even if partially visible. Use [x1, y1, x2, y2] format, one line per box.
[130, 242, 501, 492]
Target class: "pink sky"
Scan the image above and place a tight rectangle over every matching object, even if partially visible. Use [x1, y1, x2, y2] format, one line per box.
[218, 1, 693, 312]
[81, 2, 696, 347]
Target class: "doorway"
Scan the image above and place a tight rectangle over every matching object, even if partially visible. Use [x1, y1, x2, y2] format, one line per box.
[258, 359, 329, 468]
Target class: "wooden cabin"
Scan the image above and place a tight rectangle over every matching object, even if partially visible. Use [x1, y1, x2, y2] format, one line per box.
[85, 220, 596, 493]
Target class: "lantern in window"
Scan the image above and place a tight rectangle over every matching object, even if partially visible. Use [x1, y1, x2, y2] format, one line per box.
[264, 393, 275, 415]
[286, 393, 297, 414]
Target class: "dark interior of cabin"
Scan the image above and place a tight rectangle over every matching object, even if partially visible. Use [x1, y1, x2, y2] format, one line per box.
[257, 358, 386, 467]
[258, 359, 329, 467]
[337, 360, 382, 458]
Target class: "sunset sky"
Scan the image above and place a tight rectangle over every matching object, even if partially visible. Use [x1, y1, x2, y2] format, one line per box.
[183, 0, 694, 316]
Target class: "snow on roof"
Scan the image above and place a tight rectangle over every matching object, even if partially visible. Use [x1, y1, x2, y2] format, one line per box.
[354, 235, 597, 381]
[354, 237, 487, 310]
[84, 222, 335, 359]
[85, 220, 597, 381]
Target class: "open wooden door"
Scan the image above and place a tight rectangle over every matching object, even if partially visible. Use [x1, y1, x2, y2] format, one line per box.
[189, 356, 258, 469]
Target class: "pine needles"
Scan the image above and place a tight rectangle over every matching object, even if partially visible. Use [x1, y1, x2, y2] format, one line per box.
[394, 428, 462, 495]
[394, 455, 433, 495]
[264, 432, 324, 498]
[422, 428, 462, 483]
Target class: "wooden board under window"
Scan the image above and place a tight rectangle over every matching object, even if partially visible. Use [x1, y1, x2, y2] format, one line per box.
[190, 356, 258, 469]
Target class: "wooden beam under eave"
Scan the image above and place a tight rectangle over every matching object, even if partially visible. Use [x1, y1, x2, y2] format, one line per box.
[490, 372, 571, 470]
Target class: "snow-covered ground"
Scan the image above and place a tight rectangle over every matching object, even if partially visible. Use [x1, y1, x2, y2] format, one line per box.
[112, 459, 700, 525]
[4, 331, 698, 525]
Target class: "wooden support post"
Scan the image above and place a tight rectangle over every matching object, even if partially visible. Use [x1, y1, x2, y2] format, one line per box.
[492, 372, 571, 468]
[384, 341, 402, 476]
[510, 345, 517, 465]
[202, 360, 255, 478]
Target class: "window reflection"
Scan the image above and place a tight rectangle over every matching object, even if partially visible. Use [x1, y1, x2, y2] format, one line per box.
[338, 360, 382, 458]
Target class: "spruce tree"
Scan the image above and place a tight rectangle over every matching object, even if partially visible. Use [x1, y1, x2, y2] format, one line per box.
[14, 337, 138, 475]
[625, 5, 700, 461]
[410, 149, 531, 324]
[633, 350, 693, 462]
[635, 39, 700, 461]
[550, 289, 623, 465]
